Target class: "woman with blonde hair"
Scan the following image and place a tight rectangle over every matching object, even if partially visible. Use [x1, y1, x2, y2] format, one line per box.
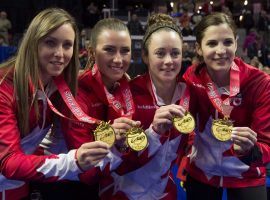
[0, 8, 109, 199]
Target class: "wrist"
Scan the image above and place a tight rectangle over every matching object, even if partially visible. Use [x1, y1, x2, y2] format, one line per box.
[75, 149, 86, 172]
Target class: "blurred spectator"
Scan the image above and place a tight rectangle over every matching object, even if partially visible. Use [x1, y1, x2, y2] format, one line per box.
[221, 5, 232, 16]
[257, 9, 269, 33]
[242, 28, 257, 52]
[79, 29, 89, 68]
[191, 12, 203, 26]
[0, 35, 7, 46]
[179, 8, 190, 28]
[0, 11, 12, 45]
[257, 9, 270, 46]
[250, 56, 263, 70]
[0, 35, 16, 63]
[79, 29, 88, 49]
[180, 42, 195, 75]
[181, 23, 193, 36]
[127, 13, 144, 35]
[247, 34, 269, 66]
[82, 1, 100, 37]
[241, 9, 255, 34]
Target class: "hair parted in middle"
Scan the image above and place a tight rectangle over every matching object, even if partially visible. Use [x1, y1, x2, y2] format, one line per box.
[142, 13, 183, 55]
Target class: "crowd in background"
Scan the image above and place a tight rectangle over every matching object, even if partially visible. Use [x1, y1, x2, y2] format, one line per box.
[1, 0, 270, 75]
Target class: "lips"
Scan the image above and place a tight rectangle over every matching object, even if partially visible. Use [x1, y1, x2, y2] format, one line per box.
[110, 65, 124, 72]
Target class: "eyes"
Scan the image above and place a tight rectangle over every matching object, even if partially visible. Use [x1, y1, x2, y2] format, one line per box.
[206, 39, 234, 47]
[103, 46, 131, 55]
[154, 49, 181, 59]
[43, 38, 73, 50]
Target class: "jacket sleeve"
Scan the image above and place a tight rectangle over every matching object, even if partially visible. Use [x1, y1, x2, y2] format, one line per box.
[249, 76, 270, 165]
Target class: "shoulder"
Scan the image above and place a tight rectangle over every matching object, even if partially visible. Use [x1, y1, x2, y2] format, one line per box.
[235, 58, 270, 95]
[130, 74, 149, 95]
[0, 68, 15, 103]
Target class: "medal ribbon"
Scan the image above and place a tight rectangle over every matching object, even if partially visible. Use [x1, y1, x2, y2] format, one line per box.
[91, 64, 135, 118]
[200, 62, 240, 117]
[39, 76, 100, 125]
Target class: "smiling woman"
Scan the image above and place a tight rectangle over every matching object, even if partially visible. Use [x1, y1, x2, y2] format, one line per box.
[0, 8, 111, 200]
[38, 23, 75, 85]
[62, 17, 141, 200]
[184, 12, 270, 200]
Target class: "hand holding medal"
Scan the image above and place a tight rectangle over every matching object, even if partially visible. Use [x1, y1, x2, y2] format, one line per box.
[112, 117, 145, 152]
[231, 127, 257, 155]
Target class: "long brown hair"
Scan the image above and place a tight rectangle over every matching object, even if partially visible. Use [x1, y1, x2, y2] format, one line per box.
[0, 8, 80, 136]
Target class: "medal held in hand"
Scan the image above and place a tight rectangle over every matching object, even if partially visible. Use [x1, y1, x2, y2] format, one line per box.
[211, 118, 233, 141]
[94, 121, 116, 147]
[126, 126, 148, 151]
[173, 112, 195, 134]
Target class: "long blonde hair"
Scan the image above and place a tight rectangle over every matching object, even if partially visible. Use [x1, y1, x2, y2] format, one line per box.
[0, 8, 80, 136]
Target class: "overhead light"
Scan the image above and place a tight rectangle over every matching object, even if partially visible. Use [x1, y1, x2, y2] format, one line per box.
[170, 2, 174, 8]
[244, 1, 248, 6]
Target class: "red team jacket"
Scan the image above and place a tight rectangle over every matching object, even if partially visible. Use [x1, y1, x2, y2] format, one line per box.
[64, 69, 191, 199]
[0, 70, 83, 200]
[183, 57, 270, 188]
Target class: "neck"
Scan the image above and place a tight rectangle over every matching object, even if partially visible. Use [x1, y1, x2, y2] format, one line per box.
[207, 68, 230, 87]
[40, 74, 52, 87]
[152, 77, 177, 105]
[102, 76, 115, 92]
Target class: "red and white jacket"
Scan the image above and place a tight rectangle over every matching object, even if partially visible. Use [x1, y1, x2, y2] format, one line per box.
[107, 73, 191, 200]
[64, 69, 191, 200]
[183, 57, 270, 188]
[0, 70, 82, 200]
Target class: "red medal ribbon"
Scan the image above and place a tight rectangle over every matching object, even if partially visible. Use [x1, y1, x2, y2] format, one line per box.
[37, 76, 100, 125]
[91, 64, 135, 118]
[200, 62, 240, 117]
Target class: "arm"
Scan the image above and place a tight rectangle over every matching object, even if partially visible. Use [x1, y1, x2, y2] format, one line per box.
[0, 86, 108, 182]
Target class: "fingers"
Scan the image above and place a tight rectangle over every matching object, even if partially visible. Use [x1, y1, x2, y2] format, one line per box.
[112, 117, 141, 142]
[231, 127, 257, 153]
[156, 105, 186, 120]
[77, 141, 110, 171]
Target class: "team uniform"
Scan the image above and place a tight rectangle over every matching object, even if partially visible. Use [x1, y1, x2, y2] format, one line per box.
[0, 69, 83, 200]
[64, 68, 188, 200]
[63, 67, 132, 199]
[107, 73, 191, 199]
[183, 57, 270, 189]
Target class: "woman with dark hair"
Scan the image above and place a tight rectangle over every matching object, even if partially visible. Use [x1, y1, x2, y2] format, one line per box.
[184, 12, 270, 200]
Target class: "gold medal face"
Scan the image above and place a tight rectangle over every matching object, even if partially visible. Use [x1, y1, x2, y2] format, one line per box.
[173, 112, 195, 134]
[211, 119, 233, 141]
[126, 127, 148, 151]
[94, 121, 115, 147]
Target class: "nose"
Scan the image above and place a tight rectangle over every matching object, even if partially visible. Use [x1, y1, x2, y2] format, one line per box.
[54, 46, 64, 57]
[113, 52, 122, 64]
[164, 54, 173, 64]
[216, 45, 226, 54]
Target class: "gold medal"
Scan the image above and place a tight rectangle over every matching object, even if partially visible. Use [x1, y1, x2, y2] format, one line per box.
[94, 121, 115, 147]
[173, 112, 195, 134]
[126, 127, 148, 151]
[211, 118, 233, 141]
